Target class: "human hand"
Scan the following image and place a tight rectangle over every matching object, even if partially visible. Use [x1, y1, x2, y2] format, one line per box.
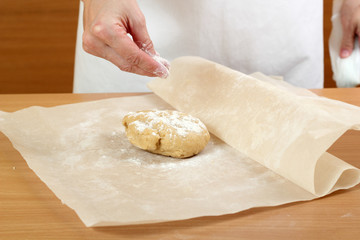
[339, 0, 360, 58]
[81, 0, 169, 78]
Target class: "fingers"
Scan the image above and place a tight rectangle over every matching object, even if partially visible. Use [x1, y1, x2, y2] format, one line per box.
[82, 32, 160, 77]
[340, 27, 355, 58]
[129, 17, 171, 77]
[125, 8, 170, 77]
[340, 15, 357, 58]
[86, 21, 169, 77]
[127, 3, 157, 56]
[152, 52, 171, 73]
[340, 5, 360, 58]
[81, 0, 169, 78]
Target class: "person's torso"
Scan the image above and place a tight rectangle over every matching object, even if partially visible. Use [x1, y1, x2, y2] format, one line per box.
[74, 0, 323, 93]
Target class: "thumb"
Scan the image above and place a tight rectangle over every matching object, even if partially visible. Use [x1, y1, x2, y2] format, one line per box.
[340, 25, 355, 58]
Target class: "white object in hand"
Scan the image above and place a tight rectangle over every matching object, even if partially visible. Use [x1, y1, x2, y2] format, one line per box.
[329, 2, 360, 88]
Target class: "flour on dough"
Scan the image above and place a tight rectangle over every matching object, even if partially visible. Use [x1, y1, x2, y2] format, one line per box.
[122, 110, 210, 158]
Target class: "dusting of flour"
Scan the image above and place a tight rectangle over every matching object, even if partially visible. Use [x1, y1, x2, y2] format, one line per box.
[127, 110, 206, 137]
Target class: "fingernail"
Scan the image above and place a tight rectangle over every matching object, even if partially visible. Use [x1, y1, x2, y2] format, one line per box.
[160, 58, 171, 70]
[340, 49, 351, 58]
[154, 65, 169, 78]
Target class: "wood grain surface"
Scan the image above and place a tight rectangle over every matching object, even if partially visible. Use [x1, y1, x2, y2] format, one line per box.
[0, 0, 78, 93]
[0, 89, 359, 240]
[323, 0, 336, 88]
[0, 1, 335, 93]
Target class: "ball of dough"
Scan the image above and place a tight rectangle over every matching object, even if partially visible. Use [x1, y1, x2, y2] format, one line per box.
[122, 110, 210, 158]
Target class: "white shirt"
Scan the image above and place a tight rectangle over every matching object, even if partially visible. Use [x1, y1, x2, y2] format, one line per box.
[74, 0, 324, 93]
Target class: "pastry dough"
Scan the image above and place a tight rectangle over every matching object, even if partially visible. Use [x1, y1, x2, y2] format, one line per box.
[122, 110, 210, 158]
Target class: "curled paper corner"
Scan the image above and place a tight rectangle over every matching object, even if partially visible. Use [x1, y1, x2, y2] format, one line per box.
[314, 152, 360, 196]
[148, 56, 360, 197]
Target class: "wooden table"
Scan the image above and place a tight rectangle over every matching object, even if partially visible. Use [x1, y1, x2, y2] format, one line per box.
[0, 89, 359, 240]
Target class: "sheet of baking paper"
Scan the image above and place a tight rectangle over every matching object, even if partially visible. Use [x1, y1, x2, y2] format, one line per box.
[148, 56, 360, 197]
[0, 95, 316, 227]
[0, 57, 360, 228]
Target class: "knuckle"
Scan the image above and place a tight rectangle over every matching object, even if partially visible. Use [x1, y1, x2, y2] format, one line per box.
[82, 33, 94, 53]
[341, 35, 352, 45]
[341, 41, 353, 51]
[126, 51, 141, 66]
[119, 64, 133, 73]
[141, 39, 154, 51]
[91, 21, 110, 40]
